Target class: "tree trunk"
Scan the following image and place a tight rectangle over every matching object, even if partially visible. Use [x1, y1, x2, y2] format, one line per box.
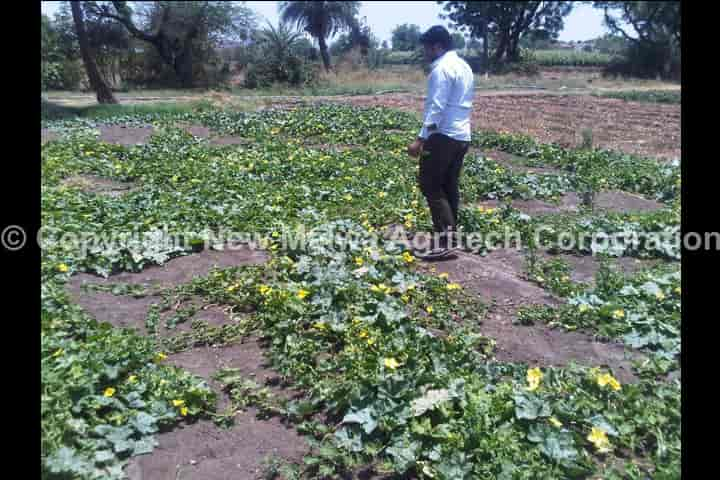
[70, 2, 117, 104]
[508, 34, 521, 62]
[174, 43, 194, 88]
[482, 21, 489, 74]
[492, 33, 508, 65]
[318, 36, 331, 72]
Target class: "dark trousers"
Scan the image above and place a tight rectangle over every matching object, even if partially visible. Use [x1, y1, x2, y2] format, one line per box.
[418, 133, 469, 233]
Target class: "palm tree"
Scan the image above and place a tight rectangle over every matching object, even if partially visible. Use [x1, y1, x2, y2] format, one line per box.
[259, 21, 303, 61]
[279, 1, 360, 72]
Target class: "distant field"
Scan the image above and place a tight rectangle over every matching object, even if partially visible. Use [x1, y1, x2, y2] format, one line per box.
[592, 90, 681, 104]
[531, 49, 615, 67]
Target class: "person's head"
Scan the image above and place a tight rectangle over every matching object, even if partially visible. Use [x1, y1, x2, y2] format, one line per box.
[419, 25, 452, 62]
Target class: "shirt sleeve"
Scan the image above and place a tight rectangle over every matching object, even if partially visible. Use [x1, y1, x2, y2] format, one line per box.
[419, 67, 450, 140]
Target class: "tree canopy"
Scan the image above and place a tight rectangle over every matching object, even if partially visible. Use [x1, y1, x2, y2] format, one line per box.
[439, 1, 573, 62]
[391, 23, 422, 51]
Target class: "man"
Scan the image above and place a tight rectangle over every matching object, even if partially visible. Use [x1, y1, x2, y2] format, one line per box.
[407, 26, 474, 259]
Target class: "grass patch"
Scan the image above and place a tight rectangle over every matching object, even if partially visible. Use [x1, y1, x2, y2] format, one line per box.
[41, 98, 213, 122]
[592, 90, 681, 104]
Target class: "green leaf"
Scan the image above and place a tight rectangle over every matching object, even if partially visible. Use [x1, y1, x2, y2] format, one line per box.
[45, 447, 93, 476]
[589, 414, 619, 436]
[527, 423, 579, 462]
[341, 406, 378, 434]
[131, 412, 159, 435]
[410, 388, 451, 417]
[513, 392, 551, 420]
[386, 440, 420, 472]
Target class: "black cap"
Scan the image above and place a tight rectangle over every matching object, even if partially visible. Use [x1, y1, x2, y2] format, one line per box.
[419, 25, 452, 49]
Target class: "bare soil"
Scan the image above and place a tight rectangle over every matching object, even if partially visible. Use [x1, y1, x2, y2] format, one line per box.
[178, 122, 253, 146]
[479, 149, 565, 175]
[65, 247, 310, 479]
[326, 93, 680, 160]
[98, 125, 155, 146]
[61, 174, 137, 198]
[41, 129, 59, 144]
[476, 189, 664, 216]
[417, 250, 641, 383]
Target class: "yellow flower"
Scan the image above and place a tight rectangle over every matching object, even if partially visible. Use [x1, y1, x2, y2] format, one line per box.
[155, 352, 167, 362]
[411, 200, 419, 207]
[378, 191, 387, 198]
[402, 251, 415, 264]
[358, 330, 369, 339]
[426, 306, 433, 314]
[271, 231, 280, 238]
[477, 206, 486, 213]
[550, 417, 563, 428]
[57, 263, 69, 273]
[485, 208, 495, 214]
[103, 387, 116, 397]
[579, 304, 589, 313]
[297, 289, 310, 300]
[674, 286, 681, 294]
[596, 373, 622, 391]
[52, 348, 64, 358]
[180, 406, 189, 416]
[313, 321, 327, 330]
[343, 194, 353, 201]
[446, 283, 461, 291]
[655, 291, 666, 301]
[128, 375, 137, 383]
[612, 309, 625, 320]
[401, 294, 410, 303]
[526, 367, 543, 391]
[438, 273, 449, 279]
[172, 399, 185, 407]
[384, 357, 402, 370]
[367, 338, 376, 346]
[226, 284, 238, 293]
[587, 427, 612, 453]
[258, 285, 272, 296]
[535, 276, 544, 283]
[561, 276, 570, 282]
[355, 257, 364, 266]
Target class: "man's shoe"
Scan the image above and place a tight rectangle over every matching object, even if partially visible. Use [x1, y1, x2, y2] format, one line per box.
[416, 247, 456, 260]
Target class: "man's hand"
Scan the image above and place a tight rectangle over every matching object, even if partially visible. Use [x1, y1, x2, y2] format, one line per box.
[407, 138, 424, 158]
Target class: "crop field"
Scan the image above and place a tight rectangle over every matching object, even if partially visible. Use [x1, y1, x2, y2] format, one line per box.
[530, 50, 614, 67]
[41, 103, 680, 479]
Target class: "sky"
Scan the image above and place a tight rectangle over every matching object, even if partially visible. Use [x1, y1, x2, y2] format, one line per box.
[40, 1, 614, 44]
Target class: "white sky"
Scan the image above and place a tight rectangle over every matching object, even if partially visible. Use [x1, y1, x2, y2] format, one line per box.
[40, 1, 617, 43]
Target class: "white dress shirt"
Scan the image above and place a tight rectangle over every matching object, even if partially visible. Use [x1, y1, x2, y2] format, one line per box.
[418, 50, 475, 142]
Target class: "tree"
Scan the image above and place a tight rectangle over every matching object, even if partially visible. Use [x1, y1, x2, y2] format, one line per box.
[592, 33, 629, 55]
[518, 28, 556, 49]
[244, 21, 316, 88]
[593, 2, 680, 78]
[70, 2, 117, 103]
[86, 1, 256, 87]
[439, 2, 573, 64]
[391, 23, 422, 51]
[279, 1, 360, 72]
[451, 32, 466, 50]
[42, 14, 64, 89]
